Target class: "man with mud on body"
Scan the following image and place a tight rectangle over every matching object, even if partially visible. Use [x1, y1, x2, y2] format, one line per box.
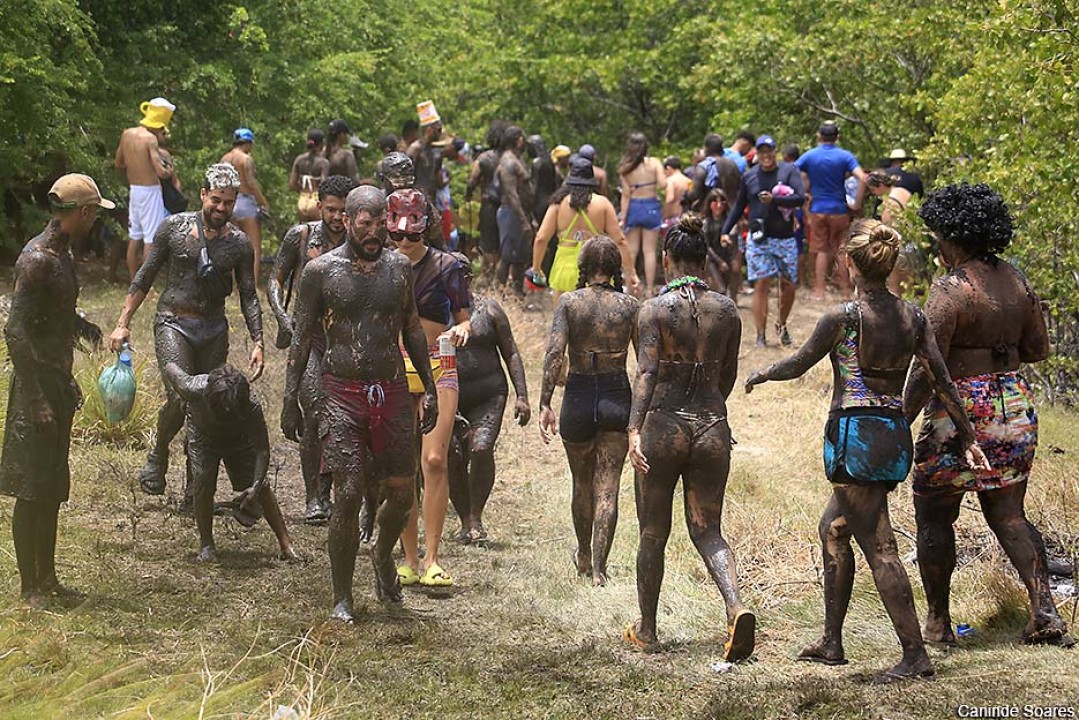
[2, 174, 110, 609]
[282, 185, 438, 622]
[269, 175, 355, 525]
[540, 236, 638, 587]
[465, 122, 507, 281]
[110, 164, 265, 497]
[448, 256, 531, 544]
[496, 126, 535, 294]
[623, 214, 755, 662]
[407, 101, 447, 206]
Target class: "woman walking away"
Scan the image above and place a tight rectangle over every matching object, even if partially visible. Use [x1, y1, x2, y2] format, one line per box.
[618, 133, 667, 296]
[624, 215, 753, 661]
[745, 218, 989, 682]
[530, 158, 638, 301]
[539, 236, 638, 586]
[289, 128, 329, 221]
[905, 183, 1073, 648]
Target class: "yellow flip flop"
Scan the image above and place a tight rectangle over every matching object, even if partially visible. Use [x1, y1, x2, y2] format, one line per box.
[419, 564, 454, 587]
[723, 610, 756, 662]
[397, 565, 420, 586]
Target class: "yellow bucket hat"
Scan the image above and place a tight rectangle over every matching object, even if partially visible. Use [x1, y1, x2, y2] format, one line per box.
[140, 97, 175, 130]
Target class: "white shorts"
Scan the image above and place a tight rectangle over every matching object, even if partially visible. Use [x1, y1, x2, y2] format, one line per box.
[129, 184, 167, 242]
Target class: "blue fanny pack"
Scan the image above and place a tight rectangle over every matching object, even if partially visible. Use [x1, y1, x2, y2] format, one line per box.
[824, 407, 912, 485]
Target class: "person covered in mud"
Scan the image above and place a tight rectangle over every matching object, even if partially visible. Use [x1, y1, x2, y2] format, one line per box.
[164, 363, 300, 564]
[527, 134, 557, 225]
[407, 101, 447, 205]
[1, 174, 110, 608]
[449, 257, 531, 544]
[465, 122, 507, 281]
[269, 175, 355, 525]
[282, 185, 437, 622]
[539, 236, 638, 587]
[378, 151, 443, 249]
[904, 183, 1074, 648]
[110, 163, 264, 498]
[745, 218, 990, 681]
[288, 128, 330, 222]
[389, 188, 473, 589]
[496, 126, 535, 294]
[624, 214, 753, 661]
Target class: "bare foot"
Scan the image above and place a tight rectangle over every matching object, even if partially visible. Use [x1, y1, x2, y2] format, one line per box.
[797, 637, 848, 665]
[23, 592, 51, 610]
[923, 616, 957, 646]
[1023, 613, 1071, 645]
[468, 524, 489, 545]
[357, 499, 375, 544]
[874, 650, 934, 684]
[279, 546, 305, 564]
[196, 545, 217, 563]
[331, 599, 355, 624]
[593, 569, 608, 587]
[371, 553, 403, 604]
[572, 547, 592, 577]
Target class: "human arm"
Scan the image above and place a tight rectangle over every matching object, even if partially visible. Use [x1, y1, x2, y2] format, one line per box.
[288, 157, 302, 193]
[501, 159, 533, 233]
[619, 174, 630, 224]
[491, 301, 531, 426]
[233, 232, 265, 379]
[268, 226, 303, 336]
[400, 269, 439, 435]
[531, 203, 558, 274]
[281, 263, 321, 440]
[110, 221, 172, 350]
[720, 178, 749, 237]
[849, 164, 868, 212]
[774, 166, 806, 207]
[5, 256, 54, 419]
[465, 158, 482, 199]
[1017, 270, 1050, 362]
[243, 156, 270, 209]
[114, 138, 126, 172]
[627, 303, 661, 472]
[244, 404, 272, 499]
[745, 308, 844, 392]
[539, 296, 570, 443]
[145, 134, 172, 180]
[343, 151, 360, 185]
[903, 280, 957, 420]
[654, 158, 667, 194]
[162, 361, 209, 404]
[719, 309, 742, 399]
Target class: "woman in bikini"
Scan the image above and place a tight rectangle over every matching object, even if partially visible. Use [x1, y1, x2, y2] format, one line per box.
[905, 183, 1072, 648]
[618, 132, 667, 296]
[389, 187, 473, 589]
[289, 128, 329, 221]
[624, 214, 753, 661]
[746, 219, 989, 681]
[866, 169, 915, 294]
[530, 157, 638, 301]
[539, 236, 638, 587]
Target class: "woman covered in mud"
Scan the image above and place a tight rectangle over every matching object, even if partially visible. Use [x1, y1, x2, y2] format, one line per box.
[539, 235, 638, 587]
[746, 218, 989, 681]
[390, 185, 472, 589]
[624, 214, 754, 662]
[905, 183, 1073, 648]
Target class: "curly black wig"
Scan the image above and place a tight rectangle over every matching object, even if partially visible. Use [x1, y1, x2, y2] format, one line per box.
[918, 182, 1013, 259]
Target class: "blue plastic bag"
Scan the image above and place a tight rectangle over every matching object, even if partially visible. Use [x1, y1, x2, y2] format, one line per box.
[98, 349, 136, 424]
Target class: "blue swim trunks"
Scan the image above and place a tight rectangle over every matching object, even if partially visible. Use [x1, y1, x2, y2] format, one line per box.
[745, 235, 798, 283]
[624, 197, 662, 231]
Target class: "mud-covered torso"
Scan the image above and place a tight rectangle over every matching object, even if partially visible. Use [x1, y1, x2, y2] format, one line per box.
[562, 286, 638, 375]
[312, 248, 414, 381]
[458, 297, 508, 401]
[142, 213, 253, 319]
[649, 289, 739, 411]
[10, 223, 79, 374]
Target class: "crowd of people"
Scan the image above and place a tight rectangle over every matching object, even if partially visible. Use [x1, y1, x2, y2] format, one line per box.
[1, 97, 1073, 684]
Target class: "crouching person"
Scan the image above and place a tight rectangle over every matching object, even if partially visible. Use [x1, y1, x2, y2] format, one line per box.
[163, 362, 301, 563]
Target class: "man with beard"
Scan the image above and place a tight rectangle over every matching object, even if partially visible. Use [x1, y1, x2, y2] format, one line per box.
[269, 175, 355, 524]
[465, 122, 507, 281]
[110, 164, 265, 497]
[496, 126, 534, 294]
[282, 185, 438, 622]
[2, 174, 109, 608]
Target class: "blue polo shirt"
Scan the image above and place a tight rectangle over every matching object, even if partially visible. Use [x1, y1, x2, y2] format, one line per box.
[795, 143, 860, 215]
[724, 147, 747, 173]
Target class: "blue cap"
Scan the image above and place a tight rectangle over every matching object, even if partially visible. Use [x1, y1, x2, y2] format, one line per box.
[234, 127, 255, 143]
[755, 135, 777, 149]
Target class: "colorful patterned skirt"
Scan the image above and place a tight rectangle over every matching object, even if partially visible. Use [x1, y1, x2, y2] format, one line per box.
[912, 372, 1037, 497]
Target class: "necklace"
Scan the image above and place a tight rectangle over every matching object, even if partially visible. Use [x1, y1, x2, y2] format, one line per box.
[660, 276, 709, 294]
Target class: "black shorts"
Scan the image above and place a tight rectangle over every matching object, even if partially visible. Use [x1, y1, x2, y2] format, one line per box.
[559, 372, 631, 444]
[0, 368, 78, 504]
[479, 200, 500, 255]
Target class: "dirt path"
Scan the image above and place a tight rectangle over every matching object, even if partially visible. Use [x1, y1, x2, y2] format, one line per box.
[1, 281, 1077, 718]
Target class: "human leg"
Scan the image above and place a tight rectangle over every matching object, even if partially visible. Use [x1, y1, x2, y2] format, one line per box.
[300, 353, 330, 523]
[591, 431, 627, 586]
[913, 491, 963, 644]
[235, 216, 263, 287]
[140, 323, 197, 495]
[799, 492, 853, 664]
[12, 498, 40, 599]
[837, 485, 931, 679]
[329, 469, 362, 621]
[809, 213, 831, 300]
[626, 228, 642, 294]
[642, 229, 658, 294]
[564, 439, 597, 575]
[979, 483, 1069, 641]
[258, 484, 301, 562]
[752, 277, 771, 344]
[464, 394, 506, 541]
[126, 239, 144, 281]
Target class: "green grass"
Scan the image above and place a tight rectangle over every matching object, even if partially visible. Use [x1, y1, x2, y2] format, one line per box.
[1, 269, 1077, 718]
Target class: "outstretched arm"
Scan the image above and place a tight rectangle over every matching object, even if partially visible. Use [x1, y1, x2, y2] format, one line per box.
[162, 361, 208, 403]
[745, 307, 844, 391]
[111, 220, 172, 350]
